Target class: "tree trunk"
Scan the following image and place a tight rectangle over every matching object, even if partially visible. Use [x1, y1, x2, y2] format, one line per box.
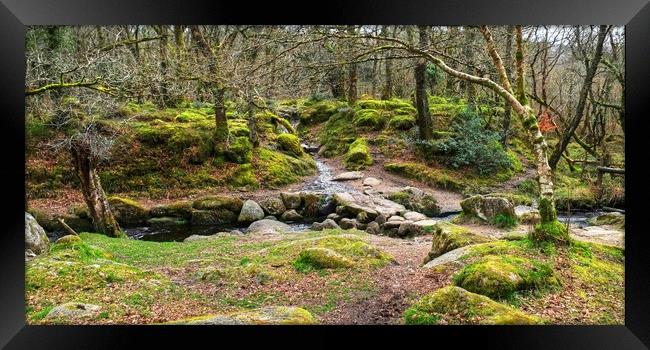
[381, 25, 394, 100]
[214, 86, 229, 150]
[346, 26, 358, 105]
[549, 25, 609, 170]
[502, 26, 515, 147]
[515, 25, 528, 105]
[462, 27, 477, 110]
[415, 26, 434, 140]
[158, 25, 171, 107]
[70, 142, 123, 238]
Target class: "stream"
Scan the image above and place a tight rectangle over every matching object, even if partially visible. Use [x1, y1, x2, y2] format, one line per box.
[121, 144, 605, 241]
[125, 148, 351, 242]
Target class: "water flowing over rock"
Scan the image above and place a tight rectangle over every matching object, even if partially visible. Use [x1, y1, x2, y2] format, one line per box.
[238, 200, 265, 223]
[25, 212, 49, 257]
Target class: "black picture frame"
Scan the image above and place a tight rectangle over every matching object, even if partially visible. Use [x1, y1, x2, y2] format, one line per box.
[1, 0, 649, 348]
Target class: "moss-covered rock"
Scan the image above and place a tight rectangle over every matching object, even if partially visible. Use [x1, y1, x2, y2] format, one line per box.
[587, 212, 625, 229]
[190, 209, 238, 225]
[386, 186, 441, 217]
[295, 247, 355, 269]
[423, 223, 491, 264]
[167, 306, 316, 325]
[192, 195, 243, 212]
[108, 196, 149, 226]
[384, 162, 463, 191]
[388, 114, 416, 130]
[299, 100, 345, 125]
[460, 195, 516, 226]
[276, 133, 304, 158]
[344, 138, 373, 171]
[224, 136, 253, 164]
[256, 148, 316, 187]
[319, 109, 357, 157]
[149, 201, 194, 219]
[404, 286, 542, 325]
[453, 255, 558, 298]
[258, 195, 287, 216]
[352, 109, 385, 130]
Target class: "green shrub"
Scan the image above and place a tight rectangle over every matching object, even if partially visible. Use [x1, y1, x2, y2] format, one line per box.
[438, 110, 512, 175]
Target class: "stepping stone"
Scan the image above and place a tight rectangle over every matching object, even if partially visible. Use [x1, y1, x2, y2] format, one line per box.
[423, 245, 477, 268]
[404, 211, 427, 222]
[362, 177, 382, 187]
[332, 171, 364, 181]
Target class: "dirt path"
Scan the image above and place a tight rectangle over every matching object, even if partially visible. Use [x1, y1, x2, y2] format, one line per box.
[319, 234, 452, 324]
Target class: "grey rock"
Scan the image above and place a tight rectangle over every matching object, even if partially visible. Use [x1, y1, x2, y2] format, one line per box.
[311, 219, 340, 231]
[280, 209, 303, 222]
[25, 212, 49, 255]
[365, 221, 381, 235]
[339, 218, 358, 230]
[362, 177, 382, 186]
[258, 196, 286, 216]
[404, 211, 427, 222]
[247, 219, 291, 235]
[332, 171, 364, 181]
[281, 192, 302, 209]
[45, 302, 101, 321]
[238, 200, 265, 223]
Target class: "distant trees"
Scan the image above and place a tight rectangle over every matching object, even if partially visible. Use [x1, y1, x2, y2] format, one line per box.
[25, 25, 625, 241]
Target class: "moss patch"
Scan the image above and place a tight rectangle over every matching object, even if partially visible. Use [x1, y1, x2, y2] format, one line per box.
[453, 255, 558, 299]
[384, 162, 463, 191]
[404, 286, 542, 325]
[344, 138, 373, 170]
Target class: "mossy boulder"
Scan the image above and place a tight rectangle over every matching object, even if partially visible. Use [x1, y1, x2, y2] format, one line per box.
[190, 209, 238, 225]
[256, 148, 316, 187]
[423, 223, 491, 264]
[404, 286, 542, 325]
[258, 196, 287, 216]
[344, 138, 373, 171]
[388, 114, 416, 130]
[460, 195, 516, 225]
[295, 247, 355, 269]
[224, 136, 253, 164]
[387, 186, 441, 217]
[384, 162, 463, 191]
[167, 306, 316, 325]
[281, 192, 302, 209]
[192, 195, 244, 212]
[352, 109, 385, 130]
[108, 196, 149, 226]
[299, 100, 344, 125]
[277, 133, 304, 158]
[587, 212, 625, 229]
[301, 191, 325, 217]
[149, 201, 194, 219]
[453, 255, 558, 299]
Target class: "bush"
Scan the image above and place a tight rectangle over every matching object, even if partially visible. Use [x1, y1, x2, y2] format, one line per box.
[438, 110, 512, 175]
